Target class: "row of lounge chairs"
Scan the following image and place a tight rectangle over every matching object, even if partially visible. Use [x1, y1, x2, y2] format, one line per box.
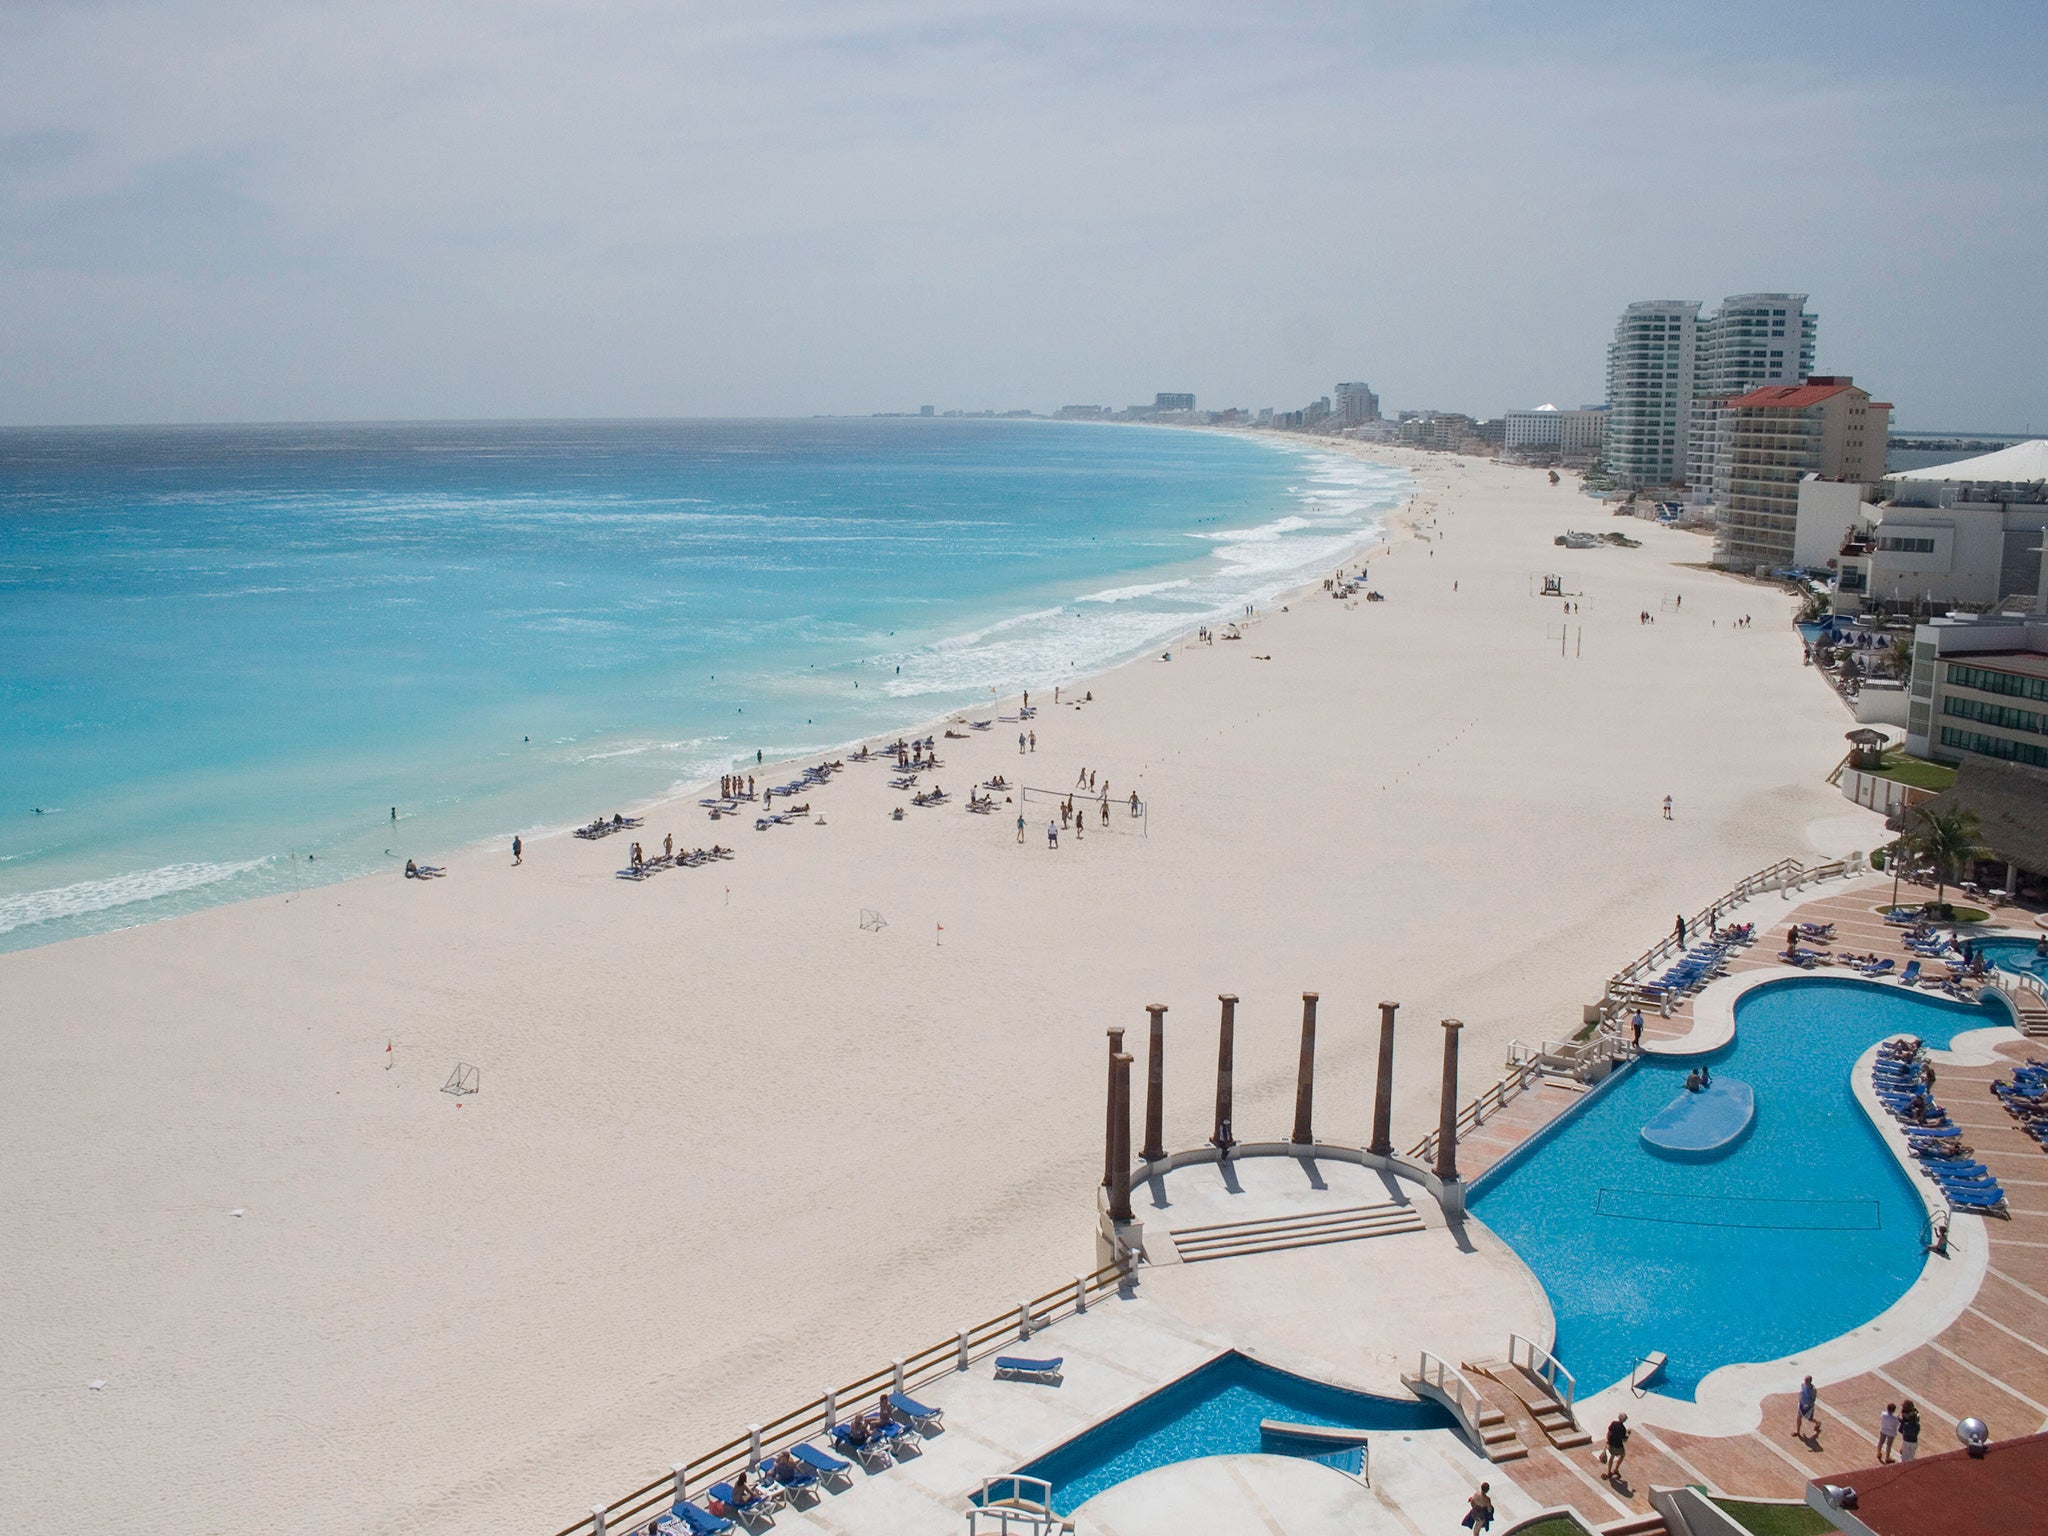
[652, 1391, 949, 1533]
[617, 847, 732, 880]
[1639, 930, 1754, 1000]
[1873, 1043, 2009, 1216]
[575, 814, 644, 840]
[1992, 1059, 2048, 1155]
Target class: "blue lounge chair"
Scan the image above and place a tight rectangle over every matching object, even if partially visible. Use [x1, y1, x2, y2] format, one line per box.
[830, 1422, 893, 1469]
[669, 1500, 736, 1536]
[758, 1456, 817, 1504]
[1899, 961, 1922, 986]
[994, 1355, 1064, 1382]
[787, 1443, 852, 1488]
[1948, 1187, 2008, 1213]
[888, 1390, 944, 1431]
[704, 1482, 774, 1529]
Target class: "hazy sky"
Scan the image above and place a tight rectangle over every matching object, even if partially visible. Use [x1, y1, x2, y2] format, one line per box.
[2, 1, 2042, 428]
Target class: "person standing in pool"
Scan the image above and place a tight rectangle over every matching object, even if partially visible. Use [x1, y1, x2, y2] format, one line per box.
[1794, 1376, 1819, 1439]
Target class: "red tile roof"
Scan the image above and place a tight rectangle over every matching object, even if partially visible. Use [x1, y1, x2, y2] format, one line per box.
[1810, 1430, 2048, 1536]
[1728, 382, 1859, 410]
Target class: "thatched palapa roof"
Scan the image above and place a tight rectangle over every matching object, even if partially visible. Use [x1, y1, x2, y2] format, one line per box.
[1914, 757, 2048, 874]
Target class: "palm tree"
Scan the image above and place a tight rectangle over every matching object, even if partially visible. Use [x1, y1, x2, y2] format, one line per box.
[1906, 805, 1989, 905]
[1885, 634, 1915, 681]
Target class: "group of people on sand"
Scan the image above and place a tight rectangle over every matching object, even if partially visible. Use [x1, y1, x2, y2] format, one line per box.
[719, 774, 755, 799]
[628, 834, 729, 870]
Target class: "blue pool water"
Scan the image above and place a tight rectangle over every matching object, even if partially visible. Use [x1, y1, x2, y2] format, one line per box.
[1978, 935, 2048, 983]
[0, 419, 1407, 950]
[1008, 1351, 1452, 1514]
[1471, 977, 2004, 1400]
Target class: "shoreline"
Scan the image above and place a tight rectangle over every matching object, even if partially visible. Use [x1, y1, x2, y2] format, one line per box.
[0, 425, 1413, 956]
[0, 451, 1887, 1536]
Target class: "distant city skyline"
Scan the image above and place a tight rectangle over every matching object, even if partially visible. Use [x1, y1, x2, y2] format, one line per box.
[1, 2, 2043, 430]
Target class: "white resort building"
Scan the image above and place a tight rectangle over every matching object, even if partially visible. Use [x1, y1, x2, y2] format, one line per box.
[1502, 404, 1607, 462]
[1686, 293, 1818, 495]
[1834, 441, 2048, 616]
[1602, 300, 1700, 490]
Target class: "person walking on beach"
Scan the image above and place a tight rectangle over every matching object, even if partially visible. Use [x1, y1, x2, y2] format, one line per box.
[1877, 1402, 1899, 1463]
[1462, 1483, 1494, 1532]
[512, 835, 522, 866]
[1028, 729, 1036, 752]
[1046, 820, 1058, 849]
[1602, 1414, 1629, 1480]
[1019, 731, 1026, 755]
[1663, 794, 1674, 820]
[1794, 1376, 1819, 1438]
[1016, 812, 1025, 844]
[1675, 913, 1687, 948]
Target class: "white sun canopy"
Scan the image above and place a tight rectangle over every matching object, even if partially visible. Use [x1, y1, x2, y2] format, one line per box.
[1888, 440, 2048, 483]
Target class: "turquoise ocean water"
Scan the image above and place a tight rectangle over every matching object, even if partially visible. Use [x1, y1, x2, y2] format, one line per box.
[0, 418, 1409, 951]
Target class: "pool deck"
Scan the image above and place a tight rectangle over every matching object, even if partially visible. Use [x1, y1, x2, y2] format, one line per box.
[1436, 878, 2048, 1531]
[617, 879, 2048, 1536]
[703, 1156, 1544, 1536]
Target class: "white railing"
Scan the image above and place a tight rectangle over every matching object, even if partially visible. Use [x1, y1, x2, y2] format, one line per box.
[1507, 1333, 1577, 1414]
[1409, 1351, 1485, 1434]
[1408, 1057, 1544, 1164]
[967, 1476, 1058, 1534]
[1508, 1031, 1632, 1081]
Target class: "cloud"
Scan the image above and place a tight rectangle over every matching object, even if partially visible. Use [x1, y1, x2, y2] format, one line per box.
[0, 1, 2042, 426]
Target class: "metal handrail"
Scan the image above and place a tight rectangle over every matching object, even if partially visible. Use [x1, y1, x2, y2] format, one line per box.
[1507, 1333, 1577, 1413]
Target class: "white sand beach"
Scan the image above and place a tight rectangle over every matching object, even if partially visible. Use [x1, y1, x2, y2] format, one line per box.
[0, 450, 1887, 1535]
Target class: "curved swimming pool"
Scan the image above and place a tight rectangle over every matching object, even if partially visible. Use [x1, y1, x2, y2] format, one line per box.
[1469, 978, 2004, 1400]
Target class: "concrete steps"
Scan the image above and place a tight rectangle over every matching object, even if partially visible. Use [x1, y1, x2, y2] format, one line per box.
[1169, 1202, 1425, 1264]
[1599, 1515, 1668, 1536]
[1993, 985, 2048, 1037]
[1398, 1370, 1527, 1463]
[1465, 1360, 1591, 1450]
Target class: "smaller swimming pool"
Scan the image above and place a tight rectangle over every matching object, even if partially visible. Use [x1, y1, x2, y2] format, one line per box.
[1002, 1351, 1453, 1514]
[1978, 935, 2048, 984]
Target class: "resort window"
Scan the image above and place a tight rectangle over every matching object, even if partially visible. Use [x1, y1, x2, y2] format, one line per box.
[1939, 728, 2048, 769]
[1943, 694, 2048, 737]
[1877, 537, 1936, 554]
[1945, 662, 2048, 703]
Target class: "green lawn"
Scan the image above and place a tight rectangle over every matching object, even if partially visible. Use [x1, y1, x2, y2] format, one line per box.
[1866, 751, 1956, 792]
[1713, 1497, 1833, 1536]
[1505, 1518, 1595, 1536]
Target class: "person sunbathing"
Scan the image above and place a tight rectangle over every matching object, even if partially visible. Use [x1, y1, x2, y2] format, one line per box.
[772, 1448, 801, 1483]
[405, 859, 419, 877]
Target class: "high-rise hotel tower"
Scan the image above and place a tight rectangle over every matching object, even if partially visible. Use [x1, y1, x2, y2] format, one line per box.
[1603, 300, 1701, 490]
[1602, 294, 1817, 492]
